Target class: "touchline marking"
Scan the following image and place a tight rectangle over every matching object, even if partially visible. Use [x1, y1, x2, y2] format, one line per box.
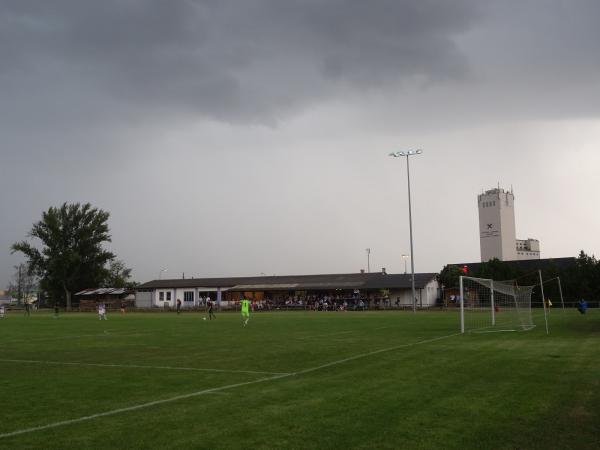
[0, 332, 459, 439]
[0, 359, 290, 376]
[0, 373, 290, 439]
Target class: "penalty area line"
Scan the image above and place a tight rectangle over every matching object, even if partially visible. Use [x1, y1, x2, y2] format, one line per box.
[0, 332, 460, 439]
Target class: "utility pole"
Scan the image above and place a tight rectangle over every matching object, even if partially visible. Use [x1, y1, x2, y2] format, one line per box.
[366, 248, 371, 273]
[17, 264, 22, 306]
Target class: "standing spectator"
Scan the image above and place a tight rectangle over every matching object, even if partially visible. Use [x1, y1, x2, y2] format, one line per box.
[54, 302, 60, 319]
[176, 298, 182, 315]
[0, 304, 5, 318]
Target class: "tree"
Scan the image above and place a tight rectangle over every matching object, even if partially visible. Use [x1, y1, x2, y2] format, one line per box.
[11, 203, 115, 310]
[563, 250, 600, 301]
[437, 265, 464, 289]
[475, 258, 519, 282]
[103, 259, 137, 288]
[6, 263, 38, 305]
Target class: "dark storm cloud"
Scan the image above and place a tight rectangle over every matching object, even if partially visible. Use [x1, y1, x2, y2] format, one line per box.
[0, 0, 479, 122]
[2, 1, 600, 289]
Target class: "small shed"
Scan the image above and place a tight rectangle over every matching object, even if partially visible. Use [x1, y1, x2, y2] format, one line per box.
[75, 288, 135, 311]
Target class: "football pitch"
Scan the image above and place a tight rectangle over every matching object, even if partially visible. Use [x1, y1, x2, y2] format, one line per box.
[0, 310, 598, 449]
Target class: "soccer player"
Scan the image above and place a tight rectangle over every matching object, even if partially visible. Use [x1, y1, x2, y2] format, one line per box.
[240, 296, 250, 327]
[54, 302, 60, 319]
[0, 304, 5, 318]
[207, 298, 216, 320]
[98, 303, 107, 320]
[176, 298, 182, 315]
[577, 298, 588, 315]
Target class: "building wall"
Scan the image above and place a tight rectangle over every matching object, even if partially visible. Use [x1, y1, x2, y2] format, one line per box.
[478, 188, 517, 261]
[478, 188, 541, 262]
[154, 289, 175, 307]
[151, 287, 222, 308]
[515, 238, 540, 260]
[140, 282, 440, 309]
[389, 279, 439, 307]
[135, 291, 153, 308]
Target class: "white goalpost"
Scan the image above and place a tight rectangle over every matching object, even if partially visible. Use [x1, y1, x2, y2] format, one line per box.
[540, 276, 566, 311]
[459, 276, 535, 333]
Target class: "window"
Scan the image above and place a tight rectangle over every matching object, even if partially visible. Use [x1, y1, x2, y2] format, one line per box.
[184, 291, 194, 302]
[159, 292, 164, 301]
[166, 292, 172, 301]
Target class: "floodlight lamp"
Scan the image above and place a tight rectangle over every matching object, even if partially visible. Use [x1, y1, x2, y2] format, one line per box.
[389, 152, 401, 157]
[415, 149, 423, 154]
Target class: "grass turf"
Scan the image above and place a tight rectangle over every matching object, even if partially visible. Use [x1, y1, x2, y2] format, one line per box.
[0, 309, 598, 449]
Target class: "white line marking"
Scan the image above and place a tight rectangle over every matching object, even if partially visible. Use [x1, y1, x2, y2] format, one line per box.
[0, 332, 459, 439]
[2, 331, 147, 345]
[297, 330, 354, 339]
[294, 332, 462, 375]
[0, 359, 290, 376]
[0, 373, 290, 439]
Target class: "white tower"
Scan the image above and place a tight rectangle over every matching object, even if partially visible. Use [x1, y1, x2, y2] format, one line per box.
[478, 187, 517, 261]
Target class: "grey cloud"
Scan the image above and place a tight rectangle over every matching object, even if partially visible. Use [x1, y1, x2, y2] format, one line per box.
[0, 0, 479, 123]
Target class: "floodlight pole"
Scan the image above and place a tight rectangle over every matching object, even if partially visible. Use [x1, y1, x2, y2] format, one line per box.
[366, 248, 371, 273]
[406, 156, 416, 313]
[389, 149, 422, 313]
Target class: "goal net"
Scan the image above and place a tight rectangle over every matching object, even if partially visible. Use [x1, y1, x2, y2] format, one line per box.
[460, 276, 535, 333]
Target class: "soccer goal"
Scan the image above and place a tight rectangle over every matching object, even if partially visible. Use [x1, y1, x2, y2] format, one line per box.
[459, 276, 535, 333]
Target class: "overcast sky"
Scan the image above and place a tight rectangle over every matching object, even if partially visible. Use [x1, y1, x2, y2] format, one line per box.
[1, 0, 600, 287]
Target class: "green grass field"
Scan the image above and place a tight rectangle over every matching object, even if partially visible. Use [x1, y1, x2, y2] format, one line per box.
[0, 309, 598, 449]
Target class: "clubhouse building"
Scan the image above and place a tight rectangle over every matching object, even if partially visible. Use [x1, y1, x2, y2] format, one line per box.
[135, 271, 440, 309]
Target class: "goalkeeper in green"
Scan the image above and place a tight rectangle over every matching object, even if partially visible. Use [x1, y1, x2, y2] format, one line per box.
[240, 297, 250, 327]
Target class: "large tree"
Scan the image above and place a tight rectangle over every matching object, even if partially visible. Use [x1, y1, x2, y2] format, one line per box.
[12, 203, 115, 310]
[103, 259, 137, 288]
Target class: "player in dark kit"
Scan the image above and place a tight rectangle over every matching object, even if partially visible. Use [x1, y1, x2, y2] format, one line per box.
[207, 298, 216, 320]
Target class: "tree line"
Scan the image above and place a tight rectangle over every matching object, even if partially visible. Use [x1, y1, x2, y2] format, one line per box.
[438, 251, 600, 304]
